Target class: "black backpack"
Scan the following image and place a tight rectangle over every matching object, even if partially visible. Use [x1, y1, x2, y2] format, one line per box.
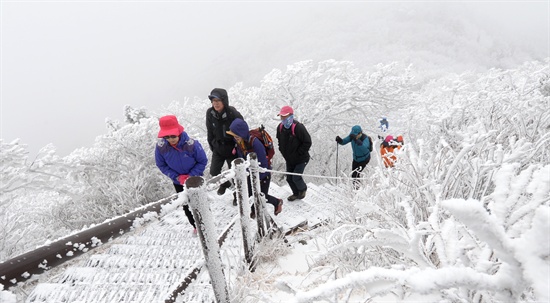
[367, 135, 373, 152]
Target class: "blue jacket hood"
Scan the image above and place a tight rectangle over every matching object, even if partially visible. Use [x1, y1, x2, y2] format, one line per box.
[229, 118, 250, 140]
[350, 125, 362, 136]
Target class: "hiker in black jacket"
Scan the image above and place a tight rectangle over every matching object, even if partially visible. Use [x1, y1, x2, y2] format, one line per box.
[206, 88, 244, 196]
[276, 105, 312, 201]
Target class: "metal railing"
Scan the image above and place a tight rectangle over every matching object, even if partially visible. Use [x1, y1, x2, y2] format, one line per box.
[0, 195, 176, 289]
[0, 152, 276, 303]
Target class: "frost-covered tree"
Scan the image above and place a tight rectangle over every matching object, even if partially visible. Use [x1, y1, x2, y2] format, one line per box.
[270, 59, 549, 303]
[123, 104, 149, 124]
[0, 140, 66, 200]
[0, 140, 71, 260]
[54, 115, 167, 227]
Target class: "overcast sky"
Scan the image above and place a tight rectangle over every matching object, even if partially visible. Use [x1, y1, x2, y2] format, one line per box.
[1, 1, 548, 157]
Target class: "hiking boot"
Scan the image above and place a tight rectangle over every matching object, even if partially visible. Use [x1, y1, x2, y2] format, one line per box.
[217, 186, 227, 196]
[287, 194, 298, 201]
[274, 199, 283, 216]
[297, 190, 306, 199]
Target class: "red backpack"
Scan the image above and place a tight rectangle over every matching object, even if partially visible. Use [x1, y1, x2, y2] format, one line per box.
[249, 125, 275, 166]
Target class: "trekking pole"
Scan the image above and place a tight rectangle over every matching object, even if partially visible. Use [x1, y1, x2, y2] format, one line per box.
[335, 142, 339, 180]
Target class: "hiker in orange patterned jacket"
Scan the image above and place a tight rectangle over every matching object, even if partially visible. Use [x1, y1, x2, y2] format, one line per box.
[380, 135, 403, 168]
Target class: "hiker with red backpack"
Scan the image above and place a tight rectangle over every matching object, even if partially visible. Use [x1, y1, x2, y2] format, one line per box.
[335, 125, 372, 189]
[226, 118, 283, 216]
[155, 115, 208, 235]
[276, 106, 312, 201]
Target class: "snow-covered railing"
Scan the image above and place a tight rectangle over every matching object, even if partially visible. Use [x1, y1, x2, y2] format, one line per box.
[0, 195, 177, 290]
[180, 153, 274, 303]
[247, 153, 275, 239]
[186, 176, 231, 303]
[0, 152, 280, 299]
[229, 154, 277, 268]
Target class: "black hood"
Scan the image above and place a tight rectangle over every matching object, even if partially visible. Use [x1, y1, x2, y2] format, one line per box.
[208, 88, 229, 108]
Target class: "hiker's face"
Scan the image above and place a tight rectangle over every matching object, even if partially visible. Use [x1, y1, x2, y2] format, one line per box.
[232, 135, 243, 144]
[164, 135, 179, 145]
[211, 98, 224, 113]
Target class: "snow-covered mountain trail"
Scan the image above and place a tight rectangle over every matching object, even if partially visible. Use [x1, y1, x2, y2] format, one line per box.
[19, 182, 346, 302]
[268, 182, 347, 232]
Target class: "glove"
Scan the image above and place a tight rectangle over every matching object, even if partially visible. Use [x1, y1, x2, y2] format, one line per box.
[178, 174, 190, 185]
[335, 136, 343, 144]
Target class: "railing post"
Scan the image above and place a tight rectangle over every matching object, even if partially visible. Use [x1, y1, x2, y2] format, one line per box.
[185, 176, 229, 303]
[248, 153, 270, 237]
[232, 158, 255, 268]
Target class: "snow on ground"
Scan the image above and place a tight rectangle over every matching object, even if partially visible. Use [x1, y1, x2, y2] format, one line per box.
[8, 180, 345, 302]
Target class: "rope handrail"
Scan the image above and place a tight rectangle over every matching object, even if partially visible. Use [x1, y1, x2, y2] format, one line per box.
[207, 160, 370, 182]
[203, 152, 381, 190]
[263, 166, 372, 181]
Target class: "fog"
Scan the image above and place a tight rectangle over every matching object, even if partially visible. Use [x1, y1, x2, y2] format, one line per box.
[1, 1, 548, 157]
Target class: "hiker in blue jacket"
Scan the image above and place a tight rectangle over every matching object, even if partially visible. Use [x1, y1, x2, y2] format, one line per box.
[336, 125, 371, 189]
[155, 115, 208, 234]
[227, 118, 283, 217]
[379, 117, 389, 133]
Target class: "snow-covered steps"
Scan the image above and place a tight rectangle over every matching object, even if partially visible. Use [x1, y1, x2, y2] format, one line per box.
[25, 192, 240, 303]
[268, 182, 346, 233]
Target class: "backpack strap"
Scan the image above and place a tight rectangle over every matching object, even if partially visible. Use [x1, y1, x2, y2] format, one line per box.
[248, 136, 256, 149]
[279, 122, 296, 136]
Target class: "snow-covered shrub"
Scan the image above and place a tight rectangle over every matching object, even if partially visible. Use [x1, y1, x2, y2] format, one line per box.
[0, 141, 72, 260]
[0, 192, 72, 261]
[55, 112, 167, 227]
[280, 59, 549, 302]
[0, 140, 66, 201]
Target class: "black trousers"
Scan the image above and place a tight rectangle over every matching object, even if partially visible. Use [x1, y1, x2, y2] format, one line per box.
[210, 151, 237, 189]
[285, 162, 308, 195]
[246, 174, 279, 208]
[174, 184, 195, 228]
[351, 156, 370, 188]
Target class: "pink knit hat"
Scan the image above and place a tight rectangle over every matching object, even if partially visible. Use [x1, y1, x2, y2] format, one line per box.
[158, 115, 184, 138]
